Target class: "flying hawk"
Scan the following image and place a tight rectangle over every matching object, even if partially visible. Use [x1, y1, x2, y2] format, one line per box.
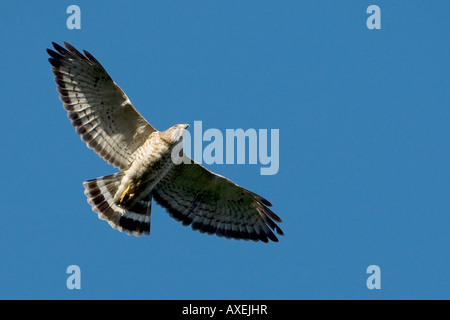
[47, 42, 284, 242]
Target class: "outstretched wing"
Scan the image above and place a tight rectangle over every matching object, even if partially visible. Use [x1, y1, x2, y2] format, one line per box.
[47, 42, 156, 170]
[152, 156, 284, 243]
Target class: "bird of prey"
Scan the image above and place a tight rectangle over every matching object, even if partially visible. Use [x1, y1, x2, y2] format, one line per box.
[47, 42, 284, 242]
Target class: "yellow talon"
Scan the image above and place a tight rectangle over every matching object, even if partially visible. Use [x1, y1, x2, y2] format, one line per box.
[120, 185, 132, 203]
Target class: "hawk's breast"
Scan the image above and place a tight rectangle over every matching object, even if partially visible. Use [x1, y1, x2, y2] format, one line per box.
[116, 132, 177, 207]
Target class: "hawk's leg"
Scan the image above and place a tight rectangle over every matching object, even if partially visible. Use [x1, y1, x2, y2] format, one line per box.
[119, 185, 135, 206]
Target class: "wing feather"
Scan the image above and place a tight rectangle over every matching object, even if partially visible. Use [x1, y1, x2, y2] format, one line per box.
[47, 42, 156, 170]
[152, 156, 283, 243]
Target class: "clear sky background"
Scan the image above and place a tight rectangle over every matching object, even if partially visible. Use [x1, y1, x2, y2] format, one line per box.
[0, 1, 448, 299]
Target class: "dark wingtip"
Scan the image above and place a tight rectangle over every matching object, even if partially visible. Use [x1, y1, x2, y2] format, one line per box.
[47, 46, 62, 66]
[248, 190, 272, 207]
[52, 42, 68, 54]
[265, 231, 279, 242]
[46, 48, 58, 57]
[259, 197, 273, 207]
[48, 58, 60, 67]
[275, 226, 284, 236]
[63, 41, 75, 52]
[83, 49, 100, 65]
[262, 205, 282, 223]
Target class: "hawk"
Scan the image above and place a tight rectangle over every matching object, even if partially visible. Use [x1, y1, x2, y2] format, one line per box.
[47, 42, 284, 242]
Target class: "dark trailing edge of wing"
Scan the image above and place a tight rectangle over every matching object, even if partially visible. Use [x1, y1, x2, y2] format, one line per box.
[152, 190, 283, 243]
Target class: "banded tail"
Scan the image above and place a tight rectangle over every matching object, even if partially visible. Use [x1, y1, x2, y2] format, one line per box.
[83, 173, 152, 236]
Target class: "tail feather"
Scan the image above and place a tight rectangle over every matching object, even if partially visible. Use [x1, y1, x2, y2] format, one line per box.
[83, 173, 152, 236]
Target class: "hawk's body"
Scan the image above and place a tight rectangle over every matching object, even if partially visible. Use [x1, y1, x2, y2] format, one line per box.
[48, 42, 284, 242]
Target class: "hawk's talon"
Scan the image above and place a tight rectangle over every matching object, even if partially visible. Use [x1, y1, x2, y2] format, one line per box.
[119, 185, 134, 204]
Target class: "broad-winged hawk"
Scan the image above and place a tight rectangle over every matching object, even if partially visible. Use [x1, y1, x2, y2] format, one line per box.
[47, 42, 283, 242]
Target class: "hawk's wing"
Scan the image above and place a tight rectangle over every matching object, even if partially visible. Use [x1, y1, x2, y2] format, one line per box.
[47, 42, 156, 170]
[152, 156, 284, 243]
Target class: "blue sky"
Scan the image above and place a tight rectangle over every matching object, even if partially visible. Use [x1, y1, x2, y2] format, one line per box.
[0, 1, 449, 299]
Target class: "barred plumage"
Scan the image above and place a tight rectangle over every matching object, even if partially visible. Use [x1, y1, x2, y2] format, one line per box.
[83, 173, 152, 236]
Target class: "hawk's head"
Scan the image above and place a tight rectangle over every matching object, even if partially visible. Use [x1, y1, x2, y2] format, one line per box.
[161, 123, 190, 145]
